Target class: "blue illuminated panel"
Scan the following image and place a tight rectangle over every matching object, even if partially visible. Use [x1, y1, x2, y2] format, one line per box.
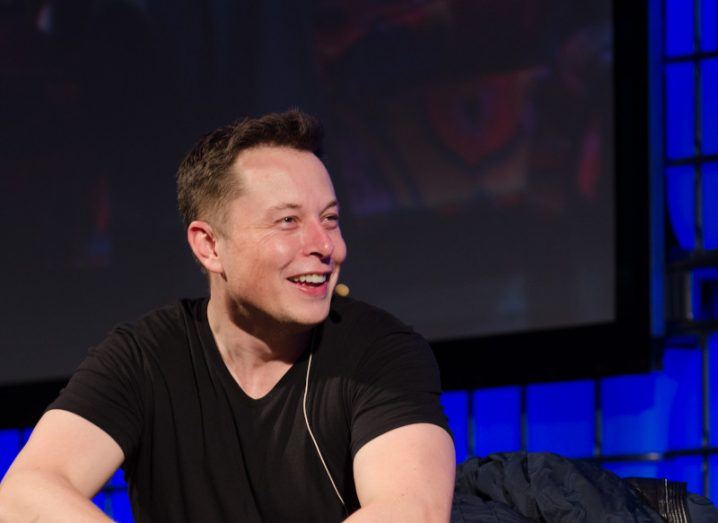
[526, 380, 594, 458]
[0, 427, 132, 521]
[602, 373, 675, 455]
[662, 348, 702, 450]
[704, 163, 718, 249]
[108, 469, 127, 488]
[692, 269, 718, 321]
[98, 480, 132, 523]
[109, 490, 133, 522]
[711, 336, 718, 447]
[603, 461, 660, 480]
[606, 458, 701, 495]
[440, 390, 469, 463]
[666, 0, 695, 56]
[666, 166, 696, 249]
[703, 60, 718, 155]
[95, 475, 132, 522]
[0, 429, 21, 480]
[473, 386, 521, 457]
[102, 471, 132, 521]
[704, 0, 718, 52]
[712, 456, 718, 504]
[661, 456, 703, 495]
[93, 492, 110, 514]
[666, 62, 695, 160]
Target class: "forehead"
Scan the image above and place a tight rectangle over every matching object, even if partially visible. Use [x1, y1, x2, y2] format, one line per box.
[233, 146, 335, 203]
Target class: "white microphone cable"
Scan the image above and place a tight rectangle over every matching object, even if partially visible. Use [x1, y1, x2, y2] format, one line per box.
[302, 350, 347, 513]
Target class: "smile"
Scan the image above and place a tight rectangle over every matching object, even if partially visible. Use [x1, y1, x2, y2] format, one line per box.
[288, 273, 329, 286]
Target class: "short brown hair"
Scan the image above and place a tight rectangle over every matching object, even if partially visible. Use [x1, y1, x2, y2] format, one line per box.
[176, 109, 324, 230]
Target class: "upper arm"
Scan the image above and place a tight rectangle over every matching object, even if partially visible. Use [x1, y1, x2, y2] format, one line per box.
[352, 423, 455, 522]
[349, 329, 448, 457]
[5, 409, 124, 498]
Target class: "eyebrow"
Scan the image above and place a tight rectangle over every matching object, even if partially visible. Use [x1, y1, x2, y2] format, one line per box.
[267, 200, 339, 214]
[268, 203, 301, 212]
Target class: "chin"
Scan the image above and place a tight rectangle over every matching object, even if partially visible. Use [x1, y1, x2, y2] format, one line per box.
[286, 301, 332, 327]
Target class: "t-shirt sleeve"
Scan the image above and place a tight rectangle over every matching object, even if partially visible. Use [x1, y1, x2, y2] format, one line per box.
[46, 326, 145, 461]
[349, 329, 451, 457]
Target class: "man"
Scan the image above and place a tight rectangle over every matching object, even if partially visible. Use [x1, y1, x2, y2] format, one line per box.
[0, 110, 455, 522]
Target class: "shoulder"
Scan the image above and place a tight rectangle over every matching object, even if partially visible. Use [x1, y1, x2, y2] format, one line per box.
[321, 296, 436, 373]
[326, 296, 414, 342]
[123, 299, 195, 338]
[326, 300, 448, 457]
[96, 298, 205, 362]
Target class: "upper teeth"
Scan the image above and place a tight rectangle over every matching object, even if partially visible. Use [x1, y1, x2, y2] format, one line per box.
[291, 274, 327, 284]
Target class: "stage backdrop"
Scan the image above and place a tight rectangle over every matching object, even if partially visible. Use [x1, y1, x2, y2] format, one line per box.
[1, 0, 613, 384]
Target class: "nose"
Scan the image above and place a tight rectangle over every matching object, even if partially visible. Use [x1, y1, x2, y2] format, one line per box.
[304, 220, 334, 260]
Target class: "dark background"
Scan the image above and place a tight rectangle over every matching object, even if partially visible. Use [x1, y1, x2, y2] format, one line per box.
[1, 0, 638, 392]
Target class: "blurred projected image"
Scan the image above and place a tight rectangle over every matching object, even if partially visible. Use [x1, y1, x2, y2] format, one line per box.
[1, 0, 614, 385]
[314, 0, 614, 339]
[0, 0, 200, 384]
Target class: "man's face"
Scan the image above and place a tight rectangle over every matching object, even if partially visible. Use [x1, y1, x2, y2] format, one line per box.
[214, 146, 347, 328]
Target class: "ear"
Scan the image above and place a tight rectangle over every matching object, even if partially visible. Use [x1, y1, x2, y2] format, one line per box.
[187, 220, 223, 274]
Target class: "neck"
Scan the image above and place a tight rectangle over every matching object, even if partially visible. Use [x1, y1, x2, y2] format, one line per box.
[206, 292, 311, 373]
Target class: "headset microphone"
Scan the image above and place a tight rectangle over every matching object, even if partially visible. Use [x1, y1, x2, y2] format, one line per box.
[334, 283, 350, 297]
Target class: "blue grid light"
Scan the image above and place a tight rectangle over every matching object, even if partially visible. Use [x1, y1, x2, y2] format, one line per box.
[662, 348, 702, 450]
[666, 0, 695, 56]
[109, 490, 133, 522]
[603, 461, 661, 480]
[703, 163, 718, 249]
[440, 390, 470, 463]
[608, 457, 704, 496]
[661, 456, 704, 495]
[703, 60, 718, 156]
[666, 165, 696, 249]
[602, 373, 676, 455]
[473, 386, 521, 457]
[526, 380, 594, 458]
[703, 0, 718, 52]
[666, 62, 695, 160]
[0, 429, 21, 480]
[691, 269, 718, 321]
[711, 335, 718, 447]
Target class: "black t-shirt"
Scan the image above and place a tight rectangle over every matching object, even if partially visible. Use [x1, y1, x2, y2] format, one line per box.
[48, 296, 449, 522]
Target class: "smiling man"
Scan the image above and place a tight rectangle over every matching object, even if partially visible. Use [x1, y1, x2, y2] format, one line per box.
[0, 110, 455, 522]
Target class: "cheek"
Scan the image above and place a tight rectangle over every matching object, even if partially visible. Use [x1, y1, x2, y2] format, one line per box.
[260, 236, 301, 271]
[222, 235, 298, 283]
[271, 243, 296, 267]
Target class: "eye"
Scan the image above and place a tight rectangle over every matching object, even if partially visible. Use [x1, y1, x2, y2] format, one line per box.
[278, 216, 299, 228]
[323, 213, 340, 227]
